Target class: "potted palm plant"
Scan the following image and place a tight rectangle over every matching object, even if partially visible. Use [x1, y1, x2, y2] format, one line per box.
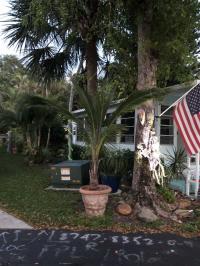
[75, 86, 163, 217]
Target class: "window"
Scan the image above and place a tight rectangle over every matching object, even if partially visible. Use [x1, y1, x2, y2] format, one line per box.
[120, 112, 135, 143]
[160, 105, 174, 145]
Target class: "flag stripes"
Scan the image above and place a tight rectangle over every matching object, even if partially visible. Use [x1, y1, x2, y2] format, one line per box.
[173, 87, 200, 155]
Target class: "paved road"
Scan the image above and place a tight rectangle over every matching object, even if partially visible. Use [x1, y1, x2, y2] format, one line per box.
[0, 230, 200, 266]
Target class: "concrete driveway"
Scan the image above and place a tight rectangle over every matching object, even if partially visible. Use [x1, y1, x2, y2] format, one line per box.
[0, 209, 32, 229]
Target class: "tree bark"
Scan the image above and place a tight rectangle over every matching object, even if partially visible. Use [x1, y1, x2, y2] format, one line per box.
[89, 153, 99, 188]
[67, 85, 74, 160]
[37, 126, 41, 149]
[46, 127, 51, 149]
[132, 1, 158, 206]
[67, 59, 84, 160]
[86, 39, 97, 95]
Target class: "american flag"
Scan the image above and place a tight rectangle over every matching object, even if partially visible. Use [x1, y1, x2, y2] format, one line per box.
[173, 83, 200, 155]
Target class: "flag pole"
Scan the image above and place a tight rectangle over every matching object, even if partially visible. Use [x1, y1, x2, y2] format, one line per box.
[159, 80, 200, 117]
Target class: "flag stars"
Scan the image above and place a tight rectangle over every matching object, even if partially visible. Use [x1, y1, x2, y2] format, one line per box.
[186, 86, 200, 115]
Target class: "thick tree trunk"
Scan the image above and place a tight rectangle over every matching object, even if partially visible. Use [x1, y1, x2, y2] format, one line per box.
[86, 39, 97, 95]
[132, 1, 158, 207]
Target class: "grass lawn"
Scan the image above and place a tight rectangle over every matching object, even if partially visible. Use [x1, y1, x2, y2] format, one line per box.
[0, 148, 113, 229]
[1, 147, 200, 235]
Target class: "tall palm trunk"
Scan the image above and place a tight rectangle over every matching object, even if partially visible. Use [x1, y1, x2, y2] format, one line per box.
[67, 86, 74, 160]
[26, 126, 32, 150]
[132, 1, 158, 206]
[37, 126, 41, 149]
[86, 39, 97, 96]
[46, 127, 51, 149]
[67, 59, 83, 160]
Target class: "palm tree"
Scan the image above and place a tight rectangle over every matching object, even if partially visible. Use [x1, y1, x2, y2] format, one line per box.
[4, 0, 115, 95]
[74, 85, 167, 187]
[0, 110, 18, 131]
[0, 94, 71, 154]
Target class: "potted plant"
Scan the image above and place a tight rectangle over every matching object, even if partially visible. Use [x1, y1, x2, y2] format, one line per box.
[100, 150, 130, 193]
[75, 86, 163, 217]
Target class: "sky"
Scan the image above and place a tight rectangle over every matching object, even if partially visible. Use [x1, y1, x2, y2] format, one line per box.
[0, 0, 21, 57]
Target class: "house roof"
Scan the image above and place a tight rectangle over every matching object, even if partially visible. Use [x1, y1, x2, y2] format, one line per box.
[72, 79, 200, 116]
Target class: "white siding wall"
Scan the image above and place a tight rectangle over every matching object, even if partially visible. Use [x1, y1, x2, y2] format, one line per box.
[74, 91, 188, 158]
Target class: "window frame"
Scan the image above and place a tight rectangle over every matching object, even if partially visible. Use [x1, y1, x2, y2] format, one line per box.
[159, 104, 175, 145]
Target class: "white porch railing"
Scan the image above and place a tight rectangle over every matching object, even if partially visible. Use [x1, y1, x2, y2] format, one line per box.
[185, 152, 200, 198]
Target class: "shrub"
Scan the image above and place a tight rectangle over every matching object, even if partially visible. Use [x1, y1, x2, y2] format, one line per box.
[164, 147, 187, 182]
[157, 185, 176, 204]
[99, 149, 134, 188]
[71, 144, 89, 160]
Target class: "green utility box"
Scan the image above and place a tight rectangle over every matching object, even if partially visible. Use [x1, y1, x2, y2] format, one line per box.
[50, 160, 90, 187]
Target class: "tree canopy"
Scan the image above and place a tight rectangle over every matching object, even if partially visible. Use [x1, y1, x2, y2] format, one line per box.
[4, 0, 200, 97]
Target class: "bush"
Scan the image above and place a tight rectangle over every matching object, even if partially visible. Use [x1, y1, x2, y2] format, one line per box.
[99, 148, 134, 187]
[48, 125, 66, 149]
[164, 147, 187, 182]
[157, 185, 176, 204]
[71, 144, 89, 160]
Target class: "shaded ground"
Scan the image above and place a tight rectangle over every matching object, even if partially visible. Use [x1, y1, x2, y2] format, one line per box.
[0, 230, 200, 266]
[1, 148, 200, 235]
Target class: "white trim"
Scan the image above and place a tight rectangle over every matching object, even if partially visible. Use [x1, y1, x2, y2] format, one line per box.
[195, 152, 200, 197]
[186, 152, 200, 198]
[116, 116, 121, 144]
[159, 80, 200, 117]
[159, 104, 175, 146]
[173, 122, 178, 150]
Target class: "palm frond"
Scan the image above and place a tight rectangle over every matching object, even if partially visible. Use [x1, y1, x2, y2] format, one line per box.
[0, 110, 17, 130]
[106, 87, 169, 125]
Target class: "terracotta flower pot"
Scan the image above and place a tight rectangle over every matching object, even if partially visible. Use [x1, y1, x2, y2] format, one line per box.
[79, 185, 111, 217]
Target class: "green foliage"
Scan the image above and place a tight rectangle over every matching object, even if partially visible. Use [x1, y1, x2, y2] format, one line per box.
[4, 0, 200, 97]
[4, 0, 115, 85]
[1, 148, 200, 232]
[157, 185, 176, 204]
[71, 144, 89, 160]
[13, 129, 24, 153]
[0, 148, 113, 228]
[104, 0, 200, 92]
[152, 0, 200, 86]
[0, 110, 17, 132]
[100, 149, 133, 177]
[73, 84, 166, 184]
[164, 147, 187, 181]
[194, 208, 200, 217]
[0, 93, 71, 163]
[0, 55, 46, 110]
[143, 220, 164, 229]
[180, 221, 200, 233]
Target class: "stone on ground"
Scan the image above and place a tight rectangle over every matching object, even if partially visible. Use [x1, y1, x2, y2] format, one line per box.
[116, 203, 132, 216]
[178, 199, 191, 209]
[135, 204, 158, 222]
[175, 209, 194, 219]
